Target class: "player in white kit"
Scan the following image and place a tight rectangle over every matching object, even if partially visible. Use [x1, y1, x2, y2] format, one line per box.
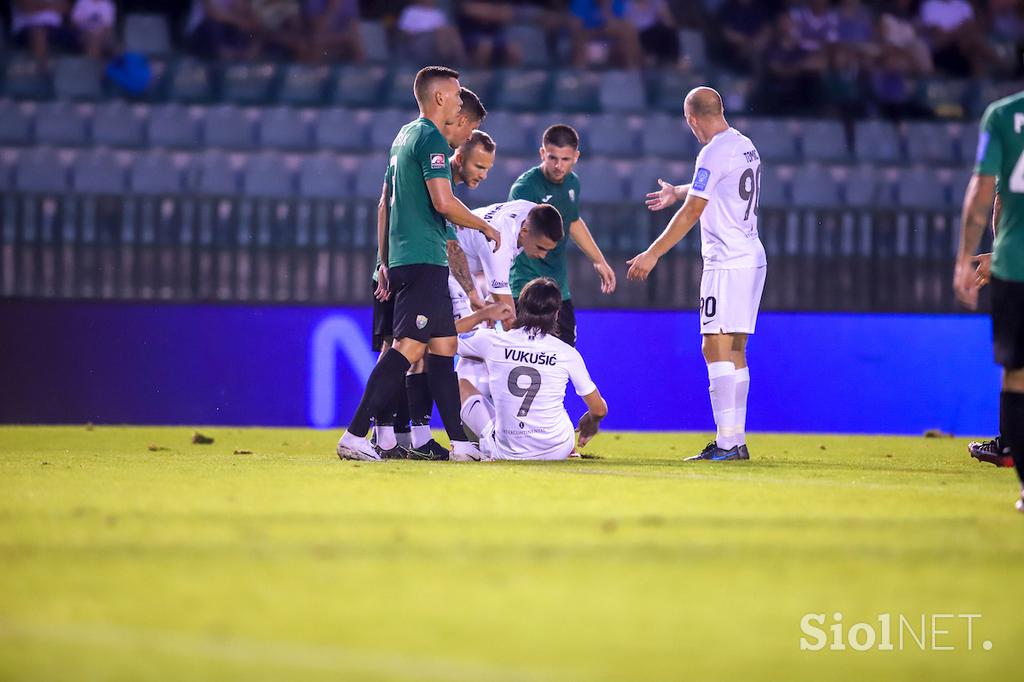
[456, 277, 608, 461]
[626, 86, 767, 462]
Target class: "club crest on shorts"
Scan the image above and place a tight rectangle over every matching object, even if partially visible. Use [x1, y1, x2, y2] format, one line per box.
[416, 314, 429, 329]
[430, 154, 445, 169]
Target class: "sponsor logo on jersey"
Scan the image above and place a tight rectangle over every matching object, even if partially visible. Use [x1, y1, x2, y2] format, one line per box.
[542, 195, 553, 202]
[568, 189, 576, 202]
[491, 279, 508, 289]
[430, 154, 446, 169]
[416, 314, 429, 329]
[694, 167, 711, 192]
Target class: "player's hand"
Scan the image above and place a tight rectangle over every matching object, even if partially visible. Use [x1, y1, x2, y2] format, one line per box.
[594, 261, 617, 294]
[626, 250, 659, 281]
[480, 302, 515, 325]
[483, 225, 501, 253]
[576, 411, 601, 448]
[974, 253, 992, 287]
[469, 289, 487, 312]
[953, 255, 980, 310]
[374, 265, 391, 302]
[645, 179, 678, 212]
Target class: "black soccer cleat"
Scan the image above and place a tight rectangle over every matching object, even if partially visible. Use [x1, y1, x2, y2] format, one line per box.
[968, 436, 1014, 468]
[376, 445, 409, 460]
[685, 441, 743, 461]
[736, 444, 751, 460]
[408, 439, 450, 461]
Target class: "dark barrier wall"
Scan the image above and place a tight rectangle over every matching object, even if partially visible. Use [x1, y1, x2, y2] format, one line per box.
[0, 300, 999, 435]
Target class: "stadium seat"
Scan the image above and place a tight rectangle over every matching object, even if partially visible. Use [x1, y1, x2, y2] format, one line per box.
[329, 64, 389, 107]
[204, 105, 256, 150]
[654, 70, 704, 113]
[53, 57, 104, 100]
[495, 70, 549, 112]
[581, 166, 626, 203]
[34, 102, 88, 146]
[130, 150, 183, 194]
[298, 153, 350, 199]
[552, 70, 601, 113]
[15, 148, 68, 193]
[222, 63, 278, 105]
[478, 111, 529, 155]
[3, 54, 52, 100]
[599, 71, 646, 114]
[277, 64, 330, 106]
[370, 109, 413, 150]
[507, 24, 550, 68]
[187, 150, 239, 195]
[259, 107, 311, 151]
[798, 120, 849, 162]
[0, 101, 34, 145]
[897, 167, 945, 208]
[92, 101, 146, 148]
[758, 164, 789, 208]
[124, 13, 173, 56]
[72, 149, 126, 194]
[168, 58, 214, 102]
[148, 104, 201, 149]
[841, 164, 882, 208]
[313, 107, 368, 152]
[852, 120, 902, 164]
[923, 78, 970, 119]
[958, 121, 979, 163]
[471, 161, 519, 203]
[354, 154, 389, 200]
[457, 69, 499, 107]
[640, 114, 696, 160]
[359, 21, 390, 62]
[678, 29, 708, 70]
[586, 113, 637, 156]
[386, 68, 419, 109]
[243, 152, 295, 198]
[744, 118, 798, 162]
[790, 164, 841, 208]
[0, 151, 16, 192]
[905, 121, 957, 164]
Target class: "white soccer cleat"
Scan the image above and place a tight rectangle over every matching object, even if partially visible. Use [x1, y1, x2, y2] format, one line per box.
[450, 441, 484, 462]
[336, 432, 381, 461]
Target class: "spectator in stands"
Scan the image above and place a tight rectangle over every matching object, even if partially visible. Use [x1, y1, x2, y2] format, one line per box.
[251, 0, 306, 59]
[988, 0, 1024, 75]
[715, 0, 772, 73]
[70, 0, 116, 59]
[569, 0, 642, 68]
[397, 0, 466, 64]
[623, 0, 679, 67]
[185, 0, 262, 60]
[757, 11, 828, 115]
[456, 1, 521, 67]
[878, 0, 934, 75]
[11, 0, 74, 64]
[789, 0, 838, 55]
[303, 0, 364, 62]
[918, 0, 994, 76]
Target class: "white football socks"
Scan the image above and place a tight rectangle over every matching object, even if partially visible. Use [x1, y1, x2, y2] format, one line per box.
[460, 394, 495, 442]
[734, 366, 750, 446]
[411, 424, 433, 449]
[707, 361, 738, 450]
[375, 425, 397, 451]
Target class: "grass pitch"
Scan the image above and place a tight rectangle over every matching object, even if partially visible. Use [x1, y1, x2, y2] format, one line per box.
[0, 426, 1021, 682]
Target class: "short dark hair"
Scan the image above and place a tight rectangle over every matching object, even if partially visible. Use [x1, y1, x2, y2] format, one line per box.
[458, 87, 487, 122]
[542, 124, 579, 150]
[460, 129, 496, 156]
[525, 204, 563, 244]
[413, 66, 460, 106]
[514, 278, 561, 337]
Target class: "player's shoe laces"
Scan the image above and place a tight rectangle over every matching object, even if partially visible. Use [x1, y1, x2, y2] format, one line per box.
[968, 437, 1014, 468]
[408, 439, 450, 461]
[336, 432, 381, 461]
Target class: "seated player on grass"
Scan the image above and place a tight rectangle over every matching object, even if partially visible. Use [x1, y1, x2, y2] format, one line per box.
[454, 277, 608, 462]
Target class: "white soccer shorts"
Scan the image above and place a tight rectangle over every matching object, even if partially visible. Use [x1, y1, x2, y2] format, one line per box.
[698, 266, 767, 335]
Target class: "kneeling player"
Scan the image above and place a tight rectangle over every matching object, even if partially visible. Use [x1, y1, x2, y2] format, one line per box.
[455, 277, 608, 461]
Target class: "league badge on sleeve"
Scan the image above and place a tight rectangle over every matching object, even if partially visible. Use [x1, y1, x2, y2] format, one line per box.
[694, 167, 711, 192]
[430, 154, 446, 169]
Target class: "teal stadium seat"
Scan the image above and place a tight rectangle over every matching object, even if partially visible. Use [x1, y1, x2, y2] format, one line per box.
[187, 151, 239, 195]
[599, 70, 646, 114]
[359, 21, 390, 62]
[799, 120, 849, 162]
[582, 166, 626, 203]
[259, 106, 311, 151]
[587, 113, 636, 156]
[130, 150, 183, 194]
[905, 121, 957, 164]
[495, 70, 549, 112]
[791, 164, 841, 208]
[853, 120, 902, 164]
[72, 149, 126, 194]
[278, 64, 331, 106]
[4, 55, 52, 100]
[641, 114, 696, 159]
[654, 69, 704, 113]
[313, 107, 367, 152]
[479, 111, 529, 155]
[370, 109, 413, 149]
[386, 68, 418, 109]
[35, 102, 88, 146]
[299, 153, 350, 199]
[243, 152, 295, 198]
[330, 64, 389, 107]
[551, 70, 600, 113]
[958, 121, 979, 163]
[457, 69, 499, 107]
[203, 105, 256, 150]
[758, 163, 789, 208]
[0, 101, 33, 145]
[92, 101, 146, 148]
[744, 118, 798, 162]
[842, 164, 882, 208]
[148, 104, 201, 148]
[54, 57, 104, 100]
[15, 148, 68, 193]
[897, 166, 945, 208]
[123, 14, 173, 56]
[507, 25, 550, 68]
[168, 58, 214, 102]
[354, 154, 388, 199]
[221, 63, 278, 105]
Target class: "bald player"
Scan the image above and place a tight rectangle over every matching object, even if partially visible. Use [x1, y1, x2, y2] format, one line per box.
[627, 87, 767, 462]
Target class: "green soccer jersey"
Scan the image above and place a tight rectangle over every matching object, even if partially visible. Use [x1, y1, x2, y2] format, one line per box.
[975, 92, 1024, 282]
[385, 117, 452, 269]
[508, 166, 581, 300]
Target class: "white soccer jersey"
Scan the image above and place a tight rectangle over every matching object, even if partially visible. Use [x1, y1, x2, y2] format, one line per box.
[688, 127, 768, 271]
[457, 327, 596, 460]
[456, 200, 536, 295]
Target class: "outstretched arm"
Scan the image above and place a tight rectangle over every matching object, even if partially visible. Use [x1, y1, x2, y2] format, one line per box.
[645, 179, 691, 211]
[569, 218, 616, 294]
[627, 194, 708, 281]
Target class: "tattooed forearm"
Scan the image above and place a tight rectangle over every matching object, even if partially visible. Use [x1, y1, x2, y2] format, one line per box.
[447, 240, 475, 296]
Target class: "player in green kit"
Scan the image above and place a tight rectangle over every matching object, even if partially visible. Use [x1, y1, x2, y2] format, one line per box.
[508, 124, 617, 346]
[954, 90, 1024, 513]
[338, 66, 500, 462]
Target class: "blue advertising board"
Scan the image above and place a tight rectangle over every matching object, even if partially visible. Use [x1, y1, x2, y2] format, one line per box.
[0, 301, 1000, 435]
